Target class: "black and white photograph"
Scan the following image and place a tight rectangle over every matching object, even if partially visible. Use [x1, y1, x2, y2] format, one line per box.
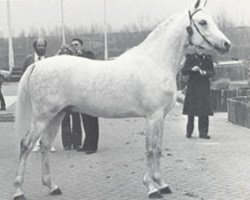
[0, 0, 250, 199]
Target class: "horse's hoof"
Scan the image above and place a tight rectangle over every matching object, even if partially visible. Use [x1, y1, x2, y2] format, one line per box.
[148, 191, 162, 199]
[50, 188, 62, 196]
[159, 186, 172, 194]
[13, 194, 26, 200]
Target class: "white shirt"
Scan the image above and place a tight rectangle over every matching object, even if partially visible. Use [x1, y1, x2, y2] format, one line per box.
[34, 53, 45, 62]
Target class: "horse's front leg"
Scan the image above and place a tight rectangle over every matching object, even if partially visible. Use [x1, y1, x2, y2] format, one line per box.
[143, 111, 170, 198]
[151, 117, 172, 195]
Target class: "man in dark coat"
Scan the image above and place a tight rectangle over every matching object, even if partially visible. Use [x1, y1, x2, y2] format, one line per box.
[181, 47, 215, 139]
[22, 38, 47, 74]
[61, 38, 99, 154]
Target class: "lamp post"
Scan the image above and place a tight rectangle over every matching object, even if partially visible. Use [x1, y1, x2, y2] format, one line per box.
[60, 0, 66, 45]
[7, 0, 14, 72]
[103, 0, 108, 60]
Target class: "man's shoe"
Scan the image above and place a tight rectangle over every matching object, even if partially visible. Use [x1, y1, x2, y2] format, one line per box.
[85, 150, 97, 154]
[64, 146, 71, 151]
[76, 147, 85, 152]
[199, 135, 211, 139]
[73, 144, 82, 150]
[0, 107, 6, 111]
[186, 133, 192, 138]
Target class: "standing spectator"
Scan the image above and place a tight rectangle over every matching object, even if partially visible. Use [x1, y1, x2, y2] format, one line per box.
[0, 73, 6, 111]
[22, 38, 57, 152]
[57, 45, 73, 150]
[60, 38, 99, 154]
[181, 47, 215, 139]
[22, 38, 47, 74]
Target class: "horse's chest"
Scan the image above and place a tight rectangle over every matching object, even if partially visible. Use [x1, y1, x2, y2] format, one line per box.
[139, 76, 177, 110]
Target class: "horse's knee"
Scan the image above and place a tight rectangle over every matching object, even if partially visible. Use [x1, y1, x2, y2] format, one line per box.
[146, 148, 154, 158]
[156, 148, 162, 158]
[146, 148, 161, 158]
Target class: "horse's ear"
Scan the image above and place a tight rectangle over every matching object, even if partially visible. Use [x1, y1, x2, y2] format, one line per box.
[191, 0, 207, 11]
[203, 0, 208, 7]
[190, 0, 206, 13]
[194, 0, 201, 9]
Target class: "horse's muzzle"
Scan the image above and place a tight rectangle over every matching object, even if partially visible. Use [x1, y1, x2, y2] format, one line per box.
[220, 41, 231, 54]
[215, 40, 231, 54]
[223, 41, 231, 52]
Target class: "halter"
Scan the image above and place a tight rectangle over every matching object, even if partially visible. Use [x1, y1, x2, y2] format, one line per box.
[187, 9, 220, 51]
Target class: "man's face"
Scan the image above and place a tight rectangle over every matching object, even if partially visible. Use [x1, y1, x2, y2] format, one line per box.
[35, 39, 46, 56]
[70, 40, 82, 54]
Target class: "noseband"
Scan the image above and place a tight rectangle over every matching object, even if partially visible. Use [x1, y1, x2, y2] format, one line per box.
[186, 9, 220, 51]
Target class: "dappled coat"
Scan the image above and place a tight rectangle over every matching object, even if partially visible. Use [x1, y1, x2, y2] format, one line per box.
[182, 53, 215, 116]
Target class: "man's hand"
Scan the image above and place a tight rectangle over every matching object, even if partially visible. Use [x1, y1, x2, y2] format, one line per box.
[72, 49, 83, 56]
[191, 66, 201, 71]
[199, 70, 207, 75]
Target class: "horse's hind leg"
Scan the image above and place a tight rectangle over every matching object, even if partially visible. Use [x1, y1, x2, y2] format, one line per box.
[40, 112, 65, 196]
[13, 120, 47, 200]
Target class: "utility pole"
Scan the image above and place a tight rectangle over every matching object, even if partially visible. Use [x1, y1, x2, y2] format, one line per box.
[7, 0, 14, 72]
[60, 0, 66, 45]
[103, 0, 108, 60]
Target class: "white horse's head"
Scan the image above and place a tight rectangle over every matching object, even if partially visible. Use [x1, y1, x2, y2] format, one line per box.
[186, 0, 231, 53]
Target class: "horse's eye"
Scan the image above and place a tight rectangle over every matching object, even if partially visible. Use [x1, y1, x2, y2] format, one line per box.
[199, 20, 207, 26]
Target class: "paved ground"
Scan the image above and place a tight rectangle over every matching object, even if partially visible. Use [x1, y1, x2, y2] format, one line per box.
[1, 83, 250, 200]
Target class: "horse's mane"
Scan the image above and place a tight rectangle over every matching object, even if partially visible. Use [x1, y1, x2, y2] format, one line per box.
[119, 11, 186, 58]
[142, 12, 183, 44]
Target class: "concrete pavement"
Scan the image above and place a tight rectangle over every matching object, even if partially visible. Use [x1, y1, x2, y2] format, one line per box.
[1, 83, 250, 199]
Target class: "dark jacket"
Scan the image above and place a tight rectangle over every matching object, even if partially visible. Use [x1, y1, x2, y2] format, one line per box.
[22, 54, 35, 75]
[0, 73, 4, 89]
[182, 53, 215, 116]
[81, 50, 95, 59]
[22, 54, 47, 75]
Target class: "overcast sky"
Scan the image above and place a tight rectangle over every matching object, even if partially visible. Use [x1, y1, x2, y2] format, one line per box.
[0, 0, 249, 37]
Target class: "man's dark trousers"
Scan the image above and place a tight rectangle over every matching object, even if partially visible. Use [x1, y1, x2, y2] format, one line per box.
[61, 112, 71, 149]
[187, 115, 209, 136]
[61, 112, 83, 149]
[0, 90, 6, 109]
[81, 114, 99, 151]
[72, 113, 82, 149]
[72, 113, 99, 151]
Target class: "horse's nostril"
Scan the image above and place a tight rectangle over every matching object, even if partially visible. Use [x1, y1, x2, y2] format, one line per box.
[224, 41, 230, 49]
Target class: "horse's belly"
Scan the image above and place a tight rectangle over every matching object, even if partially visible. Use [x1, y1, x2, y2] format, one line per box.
[71, 96, 142, 118]
[72, 104, 141, 118]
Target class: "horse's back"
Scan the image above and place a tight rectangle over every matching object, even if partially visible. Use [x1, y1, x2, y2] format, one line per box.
[28, 55, 145, 117]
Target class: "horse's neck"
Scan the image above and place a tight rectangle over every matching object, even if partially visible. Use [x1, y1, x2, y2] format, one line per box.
[138, 12, 188, 76]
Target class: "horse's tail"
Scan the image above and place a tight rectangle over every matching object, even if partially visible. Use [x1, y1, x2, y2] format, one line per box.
[15, 66, 34, 135]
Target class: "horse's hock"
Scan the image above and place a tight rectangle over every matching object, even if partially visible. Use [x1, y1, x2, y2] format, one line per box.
[228, 96, 250, 128]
